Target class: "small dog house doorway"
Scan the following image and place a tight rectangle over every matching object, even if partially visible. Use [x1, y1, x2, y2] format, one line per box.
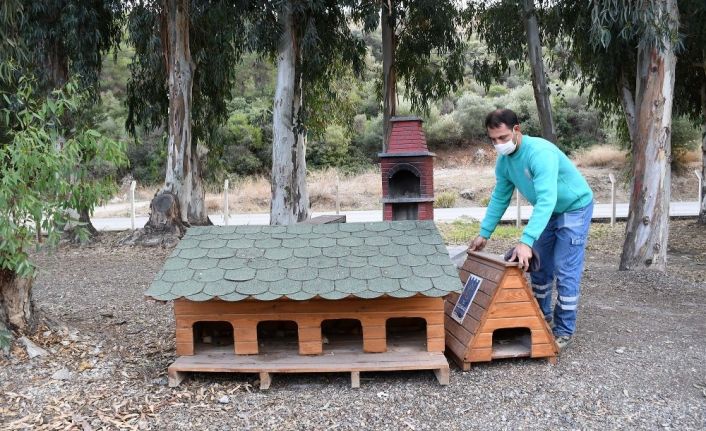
[492, 327, 532, 359]
[257, 321, 299, 353]
[193, 321, 234, 354]
[321, 319, 363, 352]
[386, 317, 427, 352]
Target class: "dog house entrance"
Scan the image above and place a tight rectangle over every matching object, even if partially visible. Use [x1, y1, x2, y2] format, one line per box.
[386, 317, 427, 352]
[492, 327, 532, 359]
[257, 321, 299, 353]
[321, 319, 363, 352]
[193, 321, 234, 354]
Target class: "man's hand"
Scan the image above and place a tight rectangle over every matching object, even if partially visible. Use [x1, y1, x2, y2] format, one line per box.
[468, 235, 487, 252]
[510, 242, 533, 271]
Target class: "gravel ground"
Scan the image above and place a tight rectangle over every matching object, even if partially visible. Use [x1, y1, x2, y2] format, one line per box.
[1, 220, 705, 430]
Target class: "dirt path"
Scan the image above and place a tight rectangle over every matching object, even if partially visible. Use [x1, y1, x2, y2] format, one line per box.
[1, 221, 705, 429]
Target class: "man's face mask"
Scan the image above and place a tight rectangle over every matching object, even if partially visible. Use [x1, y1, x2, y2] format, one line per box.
[494, 130, 516, 156]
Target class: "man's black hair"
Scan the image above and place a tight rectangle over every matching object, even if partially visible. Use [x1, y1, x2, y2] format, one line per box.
[485, 109, 519, 129]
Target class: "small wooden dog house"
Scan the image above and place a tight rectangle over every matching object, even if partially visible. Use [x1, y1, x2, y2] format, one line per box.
[145, 221, 461, 388]
[444, 251, 558, 370]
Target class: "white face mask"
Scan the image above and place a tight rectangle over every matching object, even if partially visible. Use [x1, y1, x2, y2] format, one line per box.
[494, 132, 516, 156]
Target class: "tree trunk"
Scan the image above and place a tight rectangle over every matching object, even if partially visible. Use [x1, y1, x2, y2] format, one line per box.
[187, 140, 208, 224]
[523, 0, 556, 143]
[146, 0, 205, 232]
[270, 2, 310, 225]
[619, 0, 678, 271]
[699, 77, 706, 224]
[381, 0, 396, 152]
[0, 269, 35, 335]
[619, 70, 637, 143]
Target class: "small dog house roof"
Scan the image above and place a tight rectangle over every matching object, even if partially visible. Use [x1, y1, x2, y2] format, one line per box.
[145, 221, 462, 302]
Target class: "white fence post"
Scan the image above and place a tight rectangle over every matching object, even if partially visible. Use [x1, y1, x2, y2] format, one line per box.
[516, 190, 521, 228]
[223, 179, 230, 226]
[608, 173, 616, 227]
[335, 172, 340, 215]
[130, 180, 136, 230]
[695, 169, 703, 211]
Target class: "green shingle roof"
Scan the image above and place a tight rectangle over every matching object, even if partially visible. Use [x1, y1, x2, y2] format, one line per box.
[146, 221, 461, 302]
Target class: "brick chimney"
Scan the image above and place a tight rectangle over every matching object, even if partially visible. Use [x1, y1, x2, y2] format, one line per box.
[379, 117, 435, 221]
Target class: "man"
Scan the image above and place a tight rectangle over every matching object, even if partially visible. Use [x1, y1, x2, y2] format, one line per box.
[469, 109, 594, 350]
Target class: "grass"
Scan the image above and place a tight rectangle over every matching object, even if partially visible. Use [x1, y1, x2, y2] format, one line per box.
[573, 145, 628, 168]
[437, 218, 523, 245]
[434, 191, 457, 208]
[439, 218, 621, 246]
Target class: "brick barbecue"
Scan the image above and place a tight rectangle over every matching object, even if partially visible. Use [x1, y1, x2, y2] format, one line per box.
[379, 116, 435, 221]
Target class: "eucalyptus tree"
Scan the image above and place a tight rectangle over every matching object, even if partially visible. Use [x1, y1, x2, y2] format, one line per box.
[249, 1, 369, 225]
[126, 0, 249, 234]
[467, 0, 556, 142]
[371, 0, 465, 151]
[0, 1, 126, 345]
[552, 0, 680, 271]
[17, 0, 124, 235]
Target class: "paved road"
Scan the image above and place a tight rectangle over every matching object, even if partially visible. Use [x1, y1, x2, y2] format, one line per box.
[91, 201, 701, 231]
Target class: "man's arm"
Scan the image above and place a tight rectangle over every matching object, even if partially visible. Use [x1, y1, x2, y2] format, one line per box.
[479, 164, 515, 240]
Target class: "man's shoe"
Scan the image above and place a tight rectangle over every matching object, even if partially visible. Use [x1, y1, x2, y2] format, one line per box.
[555, 335, 573, 351]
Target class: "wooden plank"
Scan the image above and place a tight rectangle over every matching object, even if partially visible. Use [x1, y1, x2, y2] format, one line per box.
[305, 215, 346, 224]
[474, 290, 493, 309]
[488, 302, 537, 319]
[445, 348, 471, 372]
[531, 343, 558, 358]
[444, 316, 473, 345]
[468, 302, 486, 323]
[174, 297, 443, 316]
[470, 332, 492, 349]
[461, 259, 504, 284]
[176, 342, 194, 356]
[169, 349, 449, 374]
[426, 323, 445, 339]
[427, 337, 445, 353]
[467, 347, 492, 362]
[259, 372, 271, 390]
[235, 340, 258, 355]
[351, 371, 360, 388]
[480, 317, 546, 332]
[531, 329, 553, 345]
[495, 288, 532, 303]
[299, 341, 322, 355]
[499, 275, 527, 289]
[363, 338, 387, 353]
[433, 367, 450, 385]
[444, 330, 469, 364]
[168, 368, 187, 387]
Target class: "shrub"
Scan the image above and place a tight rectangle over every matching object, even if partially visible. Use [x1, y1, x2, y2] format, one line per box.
[434, 191, 457, 208]
[424, 107, 463, 148]
[453, 93, 496, 140]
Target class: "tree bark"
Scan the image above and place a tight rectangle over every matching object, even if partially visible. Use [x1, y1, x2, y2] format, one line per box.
[699, 75, 706, 224]
[381, 0, 396, 152]
[270, 2, 310, 225]
[146, 0, 207, 232]
[523, 0, 556, 143]
[619, 0, 678, 271]
[619, 70, 637, 143]
[0, 269, 35, 335]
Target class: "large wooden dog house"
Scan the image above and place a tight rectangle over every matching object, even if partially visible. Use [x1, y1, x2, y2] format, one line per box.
[444, 251, 558, 370]
[145, 221, 461, 388]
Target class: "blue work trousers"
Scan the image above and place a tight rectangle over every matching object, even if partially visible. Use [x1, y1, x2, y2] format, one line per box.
[530, 202, 593, 337]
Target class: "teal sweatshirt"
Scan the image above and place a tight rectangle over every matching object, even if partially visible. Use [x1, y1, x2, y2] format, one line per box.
[479, 135, 593, 246]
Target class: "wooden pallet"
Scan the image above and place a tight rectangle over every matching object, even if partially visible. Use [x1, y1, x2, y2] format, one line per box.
[168, 343, 449, 389]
